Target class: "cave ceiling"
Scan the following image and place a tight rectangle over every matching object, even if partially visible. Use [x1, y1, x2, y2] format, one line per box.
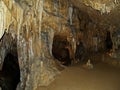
[13, 0, 120, 29]
[70, 0, 120, 28]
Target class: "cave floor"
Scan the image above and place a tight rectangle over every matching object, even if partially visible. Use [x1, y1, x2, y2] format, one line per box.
[39, 55, 120, 90]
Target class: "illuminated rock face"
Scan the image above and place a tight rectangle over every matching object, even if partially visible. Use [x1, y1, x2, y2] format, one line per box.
[0, 0, 62, 90]
[0, 8, 4, 39]
[82, 0, 118, 14]
[71, 0, 120, 14]
[0, 1, 5, 39]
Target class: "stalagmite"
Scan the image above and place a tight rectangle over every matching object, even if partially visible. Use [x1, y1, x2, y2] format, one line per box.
[86, 59, 93, 69]
[83, 59, 93, 69]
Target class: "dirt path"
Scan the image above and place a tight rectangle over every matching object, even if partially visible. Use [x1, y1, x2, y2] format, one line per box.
[39, 62, 120, 90]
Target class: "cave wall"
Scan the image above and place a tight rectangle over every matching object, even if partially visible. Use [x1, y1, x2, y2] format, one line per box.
[42, 0, 80, 64]
[76, 9, 107, 52]
[0, 0, 21, 70]
[0, 0, 70, 90]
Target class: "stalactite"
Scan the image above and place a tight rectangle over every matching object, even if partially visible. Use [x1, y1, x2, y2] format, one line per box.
[29, 37, 34, 57]
[48, 27, 54, 56]
[73, 37, 76, 55]
[17, 9, 23, 43]
[53, 0, 59, 14]
[93, 37, 98, 51]
[53, 0, 60, 32]
[68, 4, 73, 25]
[38, 0, 44, 48]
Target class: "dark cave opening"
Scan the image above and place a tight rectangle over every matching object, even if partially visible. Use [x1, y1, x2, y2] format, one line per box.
[52, 35, 71, 66]
[0, 52, 20, 90]
[105, 31, 113, 51]
[75, 41, 85, 62]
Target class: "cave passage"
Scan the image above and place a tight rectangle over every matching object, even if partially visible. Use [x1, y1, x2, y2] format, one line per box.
[105, 31, 113, 51]
[0, 52, 20, 90]
[52, 35, 71, 66]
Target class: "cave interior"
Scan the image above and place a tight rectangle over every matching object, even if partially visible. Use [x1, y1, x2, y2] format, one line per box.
[0, 0, 120, 90]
